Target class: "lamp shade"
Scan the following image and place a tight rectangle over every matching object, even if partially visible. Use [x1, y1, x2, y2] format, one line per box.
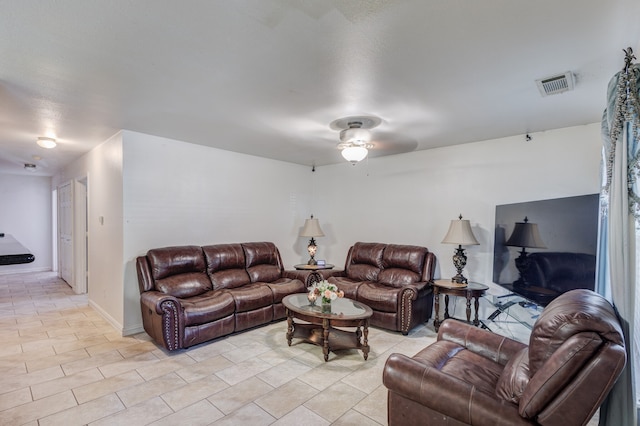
[505, 217, 546, 249]
[441, 216, 480, 245]
[300, 216, 325, 237]
[341, 146, 368, 163]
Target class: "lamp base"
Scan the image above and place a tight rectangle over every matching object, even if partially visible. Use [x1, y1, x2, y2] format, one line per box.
[451, 245, 469, 284]
[307, 258, 317, 266]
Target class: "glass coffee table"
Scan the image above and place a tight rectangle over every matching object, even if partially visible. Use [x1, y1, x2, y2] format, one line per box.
[282, 293, 373, 361]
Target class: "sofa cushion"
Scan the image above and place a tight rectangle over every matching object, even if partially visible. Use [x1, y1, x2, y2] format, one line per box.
[181, 290, 236, 326]
[243, 242, 283, 283]
[495, 347, 530, 404]
[203, 244, 251, 289]
[357, 282, 400, 312]
[147, 246, 211, 298]
[225, 283, 274, 313]
[346, 242, 385, 281]
[265, 278, 306, 303]
[382, 244, 427, 275]
[155, 272, 213, 298]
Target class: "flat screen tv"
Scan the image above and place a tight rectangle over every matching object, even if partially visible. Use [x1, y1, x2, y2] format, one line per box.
[493, 194, 599, 306]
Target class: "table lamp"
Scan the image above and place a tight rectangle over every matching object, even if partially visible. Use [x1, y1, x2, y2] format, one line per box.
[441, 215, 480, 284]
[300, 215, 325, 265]
[505, 217, 546, 285]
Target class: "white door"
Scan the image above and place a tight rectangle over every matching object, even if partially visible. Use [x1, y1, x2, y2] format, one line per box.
[74, 179, 88, 294]
[58, 182, 73, 287]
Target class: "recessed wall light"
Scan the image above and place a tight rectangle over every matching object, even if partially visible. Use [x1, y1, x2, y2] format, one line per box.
[37, 137, 57, 149]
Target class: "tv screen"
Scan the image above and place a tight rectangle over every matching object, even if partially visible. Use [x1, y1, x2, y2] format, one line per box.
[493, 194, 599, 306]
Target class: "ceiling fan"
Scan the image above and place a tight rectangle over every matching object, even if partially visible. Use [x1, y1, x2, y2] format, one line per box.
[331, 115, 381, 164]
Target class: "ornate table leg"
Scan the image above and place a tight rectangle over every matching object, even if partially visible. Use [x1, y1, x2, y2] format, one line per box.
[322, 318, 330, 362]
[433, 286, 441, 331]
[444, 294, 450, 319]
[473, 295, 480, 326]
[362, 319, 370, 360]
[465, 293, 472, 324]
[286, 309, 293, 346]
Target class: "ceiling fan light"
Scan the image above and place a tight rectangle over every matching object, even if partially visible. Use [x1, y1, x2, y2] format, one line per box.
[341, 145, 368, 164]
[37, 137, 57, 149]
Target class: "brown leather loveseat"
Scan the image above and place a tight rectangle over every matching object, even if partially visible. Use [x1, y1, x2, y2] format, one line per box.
[325, 242, 436, 334]
[136, 242, 306, 350]
[383, 289, 626, 425]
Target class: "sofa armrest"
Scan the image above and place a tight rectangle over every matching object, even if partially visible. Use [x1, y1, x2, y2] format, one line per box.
[438, 319, 526, 365]
[140, 291, 184, 351]
[383, 353, 529, 426]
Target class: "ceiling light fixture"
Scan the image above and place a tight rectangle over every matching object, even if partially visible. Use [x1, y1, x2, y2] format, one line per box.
[338, 121, 374, 165]
[37, 137, 57, 149]
[24, 163, 37, 172]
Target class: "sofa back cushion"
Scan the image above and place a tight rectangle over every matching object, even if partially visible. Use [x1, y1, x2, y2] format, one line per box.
[346, 242, 385, 281]
[378, 244, 428, 287]
[147, 245, 212, 298]
[243, 242, 282, 283]
[203, 244, 251, 289]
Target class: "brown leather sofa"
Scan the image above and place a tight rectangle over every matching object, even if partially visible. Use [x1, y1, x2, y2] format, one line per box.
[324, 242, 436, 334]
[136, 242, 306, 351]
[382, 289, 626, 426]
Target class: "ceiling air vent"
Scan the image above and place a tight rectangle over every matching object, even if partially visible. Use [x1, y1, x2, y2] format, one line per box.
[535, 72, 574, 97]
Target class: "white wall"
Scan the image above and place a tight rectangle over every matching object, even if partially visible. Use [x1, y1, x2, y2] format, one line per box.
[54, 132, 124, 330]
[121, 131, 313, 333]
[313, 123, 602, 294]
[0, 173, 52, 274]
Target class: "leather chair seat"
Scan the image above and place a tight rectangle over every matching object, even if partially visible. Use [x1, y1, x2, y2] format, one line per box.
[265, 278, 306, 303]
[225, 283, 274, 312]
[181, 291, 236, 326]
[356, 282, 400, 312]
[327, 276, 362, 299]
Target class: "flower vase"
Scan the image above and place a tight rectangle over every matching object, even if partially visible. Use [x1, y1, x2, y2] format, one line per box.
[321, 297, 332, 313]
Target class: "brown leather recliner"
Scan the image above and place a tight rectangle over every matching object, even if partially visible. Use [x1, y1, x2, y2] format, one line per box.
[326, 242, 436, 334]
[383, 289, 626, 426]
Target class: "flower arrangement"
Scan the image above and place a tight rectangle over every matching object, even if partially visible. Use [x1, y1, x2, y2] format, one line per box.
[308, 280, 344, 305]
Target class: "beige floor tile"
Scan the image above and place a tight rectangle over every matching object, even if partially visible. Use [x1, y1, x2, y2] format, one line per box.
[352, 384, 388, 425]
[255, 379, 319, 419]
[61, 349, 124, 375]
[257, 357, 313, 388]
[333, 409, 385, 426]
[135, 352, 196, 381]
[98, 351, 159, 378]
[161, 375, 230, 411]
[38, 393, 125, 426]
[26, 348, 89, 372]
[3, 365, 64, 394]
[0, 387, 32, 411]
[297, 362, 353, 391]
[272, 405, 330, 426]
[210, 402, 275, 426]
[0, 390, 77, 425]
[215, 357, 273, 386]
[340, 355, 387, 394]
[175, 354, 234, 383]
[185, 339, 238, 362]
[117, 372, 187, 407]
[88, 396, 173, 426]
[73, 370, 145, 404]
[32, 368, 105, 400]
[220, 341, 272, 363]
[208, 376, 274, 415]
[117, 339, 161, 358]
[53, 334, 109, 354]
[149, 399, 225, 426]
[304, 382, 367, 422]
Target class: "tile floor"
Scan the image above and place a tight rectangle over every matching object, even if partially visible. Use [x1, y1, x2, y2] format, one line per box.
[0, 271, 438, 425]
[0, 271, 599, 425]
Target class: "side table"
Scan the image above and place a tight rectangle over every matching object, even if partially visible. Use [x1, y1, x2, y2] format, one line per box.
[432, 279, 489, 332]
[294, 264, 335, 286]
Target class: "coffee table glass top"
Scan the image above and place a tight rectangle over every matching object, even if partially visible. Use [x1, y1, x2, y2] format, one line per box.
[283, 294, 372, 319]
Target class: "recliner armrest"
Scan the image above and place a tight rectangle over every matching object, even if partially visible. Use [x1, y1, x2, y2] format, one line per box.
[383, 353, 529, 426]
[439, 319, 526, 365]
[140, 290, 183, 316]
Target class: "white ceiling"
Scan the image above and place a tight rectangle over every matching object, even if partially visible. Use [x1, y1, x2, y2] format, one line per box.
[1, 1, 639, 176]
